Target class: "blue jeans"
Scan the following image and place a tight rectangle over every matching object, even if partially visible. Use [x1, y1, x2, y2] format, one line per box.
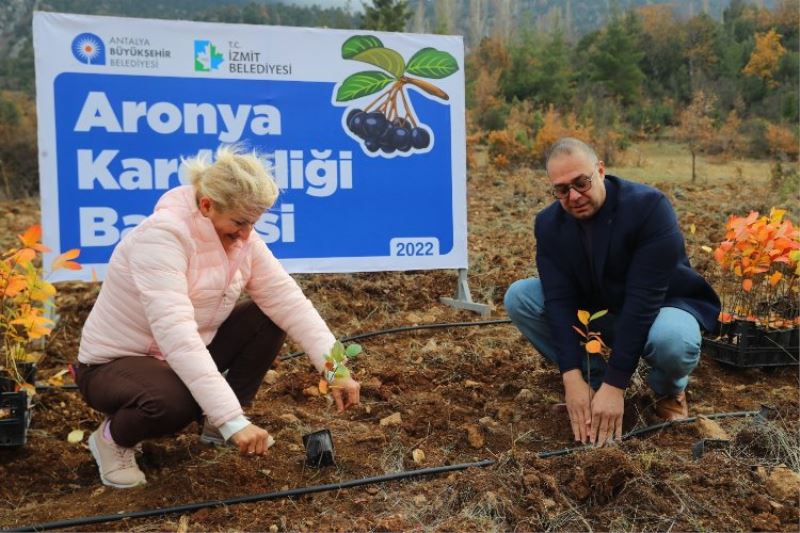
[503, 278, 701, 395]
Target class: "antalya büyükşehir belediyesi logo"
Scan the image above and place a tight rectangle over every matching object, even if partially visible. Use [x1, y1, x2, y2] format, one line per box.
[194, 40, 224, 72]
[71, 33, 106, 65]
[334, 35, 458, 156]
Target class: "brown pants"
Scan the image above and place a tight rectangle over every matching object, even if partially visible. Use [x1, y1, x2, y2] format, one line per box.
[75, 300, 286, 447]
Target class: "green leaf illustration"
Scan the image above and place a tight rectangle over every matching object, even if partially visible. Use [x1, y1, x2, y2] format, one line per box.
[342, 35, 384, 59]
[406, 48, 459, 79]
[336, 71, 395, 101]
[351, 47, 405, 78]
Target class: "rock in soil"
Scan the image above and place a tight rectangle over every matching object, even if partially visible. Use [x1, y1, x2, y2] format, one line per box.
[766, 465, 800, 501]
[465, 424, 485, 449]
[380, 412, 402, 427]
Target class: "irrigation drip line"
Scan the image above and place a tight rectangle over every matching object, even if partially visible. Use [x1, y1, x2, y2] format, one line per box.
[5, 409, 762, 532]
[34, 319, 514, 392]
[280, 318, 514, 360]
[6, 459, 496, 532]
[536, 409, 761, 458]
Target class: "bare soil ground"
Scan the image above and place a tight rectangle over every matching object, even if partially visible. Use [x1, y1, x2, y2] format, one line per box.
[0, 151, 798, 532]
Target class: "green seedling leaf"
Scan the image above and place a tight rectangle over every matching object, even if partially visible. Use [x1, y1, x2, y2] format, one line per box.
[590, 309, 608, 321]
[351, 47, 405, 78]
[331, 341, 345, 363]
[342, 35, 384, 59]
[406, 48, 459, 79]
[336, 71, 394, 101]
[335, 366, 350, 379]
[332, 341, 344, 356]
[345, 343, 363, 358]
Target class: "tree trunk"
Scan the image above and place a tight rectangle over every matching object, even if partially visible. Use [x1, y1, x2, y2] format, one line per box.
[691, 149, 697, 182]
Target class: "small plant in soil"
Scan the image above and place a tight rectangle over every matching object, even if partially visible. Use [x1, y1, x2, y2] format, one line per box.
[574, 309, 610, 397]
[0, 224, 81, 393]
[318, 341, 363, 394]
[336, 35, 458, 155]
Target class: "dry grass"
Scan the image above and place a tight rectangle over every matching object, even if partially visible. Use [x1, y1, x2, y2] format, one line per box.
[609, 141, 779, 184]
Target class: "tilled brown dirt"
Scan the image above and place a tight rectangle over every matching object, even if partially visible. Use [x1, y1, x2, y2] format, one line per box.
[1, 161, 798, 531]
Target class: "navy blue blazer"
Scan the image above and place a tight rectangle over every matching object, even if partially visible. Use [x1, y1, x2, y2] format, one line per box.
[534, 175, 720, 388]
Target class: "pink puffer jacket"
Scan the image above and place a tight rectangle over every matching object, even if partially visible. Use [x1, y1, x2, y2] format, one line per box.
[78, 185, 336, 427]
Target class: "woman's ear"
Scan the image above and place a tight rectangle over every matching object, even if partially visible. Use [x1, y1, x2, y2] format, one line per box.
[197, 196, 213, 216]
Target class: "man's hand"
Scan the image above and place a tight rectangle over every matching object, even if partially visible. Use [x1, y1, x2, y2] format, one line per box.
[562, 369, 593, 444]
[230, 423, 272, 456]
[589, 383, 624, 446]
[330, 375, 361, 412]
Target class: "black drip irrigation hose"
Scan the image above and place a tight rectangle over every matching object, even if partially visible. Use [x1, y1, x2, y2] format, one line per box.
[537, 409, 761, 458]
[5, 459, 495, 532]
[5, 410, 762, 532]
[281, 318, 514, 360]
[35, 319, 515, 392]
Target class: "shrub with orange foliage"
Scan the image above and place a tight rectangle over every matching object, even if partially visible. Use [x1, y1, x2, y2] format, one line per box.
[487, 130, 527, 169]
[765, 123, 799, 160]
[712, 209, 799, 328]
[532, 106, 595, 164]
[1, 225, 81, 389]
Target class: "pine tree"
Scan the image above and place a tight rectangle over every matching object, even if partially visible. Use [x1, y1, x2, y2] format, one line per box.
[588, 10, 645, 105]
[360, 0, 411, 32]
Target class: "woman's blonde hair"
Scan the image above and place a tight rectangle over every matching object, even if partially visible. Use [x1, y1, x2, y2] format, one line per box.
[183, 145, 279, 217]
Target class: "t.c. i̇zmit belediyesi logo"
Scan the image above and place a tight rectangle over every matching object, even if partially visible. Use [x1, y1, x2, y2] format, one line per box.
[194, 40, 224, 72]
[71, 33, 106, 65]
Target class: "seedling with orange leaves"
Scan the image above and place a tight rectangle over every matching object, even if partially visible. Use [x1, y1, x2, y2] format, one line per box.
[574, 309, 611, 358]
[1, 224, 81, 392]
[574, 309, 610, 395]
[318, 341, 363, 395]
[711, 208, 799, 329]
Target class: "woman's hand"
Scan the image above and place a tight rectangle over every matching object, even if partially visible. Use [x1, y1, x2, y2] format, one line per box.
[230, 423, 273, 456]
[330, 375, 361, 412]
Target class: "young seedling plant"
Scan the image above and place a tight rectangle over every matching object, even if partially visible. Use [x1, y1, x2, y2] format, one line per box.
[318, 341, 363, 395]
[1, 225, 81, 394]
[574, 309, 610, 397]
[336, 35, 459, 155]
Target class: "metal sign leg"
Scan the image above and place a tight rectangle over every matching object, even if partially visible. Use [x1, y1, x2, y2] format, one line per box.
[440, 269, 491, 317]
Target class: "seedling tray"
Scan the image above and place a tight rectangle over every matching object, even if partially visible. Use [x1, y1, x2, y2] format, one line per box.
[0, 391, 31, 447]
[703, 320, 799, 368]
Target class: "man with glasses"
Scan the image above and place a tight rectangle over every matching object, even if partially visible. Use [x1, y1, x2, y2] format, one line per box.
[504, 137, 720, 447]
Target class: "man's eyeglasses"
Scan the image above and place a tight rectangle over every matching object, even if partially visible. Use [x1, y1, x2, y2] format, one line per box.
[551, 172, 594, 199]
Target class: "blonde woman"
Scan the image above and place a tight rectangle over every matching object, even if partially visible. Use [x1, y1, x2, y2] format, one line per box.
[75, 145, 361, 489]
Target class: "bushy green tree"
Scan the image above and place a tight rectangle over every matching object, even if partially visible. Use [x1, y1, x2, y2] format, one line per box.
[502, 27, 573, 108]
[360, 0, 411, 32]
[586, 10, 644, 106]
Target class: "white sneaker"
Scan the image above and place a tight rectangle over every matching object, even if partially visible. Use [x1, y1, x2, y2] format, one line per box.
[88, 423, 146, 488]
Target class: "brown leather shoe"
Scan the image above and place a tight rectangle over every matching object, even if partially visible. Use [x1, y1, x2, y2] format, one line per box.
[655, 391, 689, 421]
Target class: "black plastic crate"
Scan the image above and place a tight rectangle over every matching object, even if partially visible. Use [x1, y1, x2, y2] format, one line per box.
[703, 320, 799, 368]
[0, 391, 31, 447]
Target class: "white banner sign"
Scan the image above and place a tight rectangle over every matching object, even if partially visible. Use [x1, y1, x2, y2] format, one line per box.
[33, 12, 467, 280]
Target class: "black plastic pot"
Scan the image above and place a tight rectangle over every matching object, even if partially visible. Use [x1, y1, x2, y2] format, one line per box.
[0, 363, 36, 447]
[302, 429, 335, 467]
[0, 391, 31, 447]
[703, 320, 799, 368]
